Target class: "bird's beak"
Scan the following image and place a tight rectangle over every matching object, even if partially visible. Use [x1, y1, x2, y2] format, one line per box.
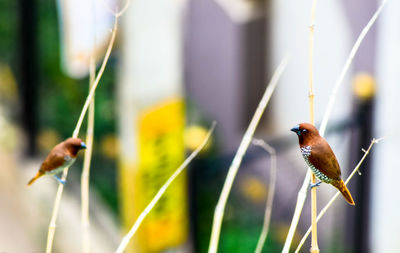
[80, 142, 87, 149]
[290, 124, 301, 135]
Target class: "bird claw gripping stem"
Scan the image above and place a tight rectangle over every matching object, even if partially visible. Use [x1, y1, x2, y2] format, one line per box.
[54, 175, 66, 185]
[309, 181, 321, 189]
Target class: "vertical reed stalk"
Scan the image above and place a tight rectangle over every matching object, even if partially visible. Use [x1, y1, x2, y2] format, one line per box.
[45, 16, 119, 253]
[81, 57, 96, 253]
[308, 0, 319, 252]
[252, 140, 277, 253]
[282, 1, 386, 252]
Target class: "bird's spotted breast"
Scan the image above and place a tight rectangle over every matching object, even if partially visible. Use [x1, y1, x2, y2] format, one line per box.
[301, 145, 332, 183]
[300, 146, 311, 158]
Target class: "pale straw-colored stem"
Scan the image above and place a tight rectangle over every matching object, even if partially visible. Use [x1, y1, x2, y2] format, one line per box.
[310, 174, 318, 253]
[282, 170, 312, 253]
[81, 8, 131, 253]
[115, 122, 217, 253]
[308, 0, 316, 126]
[100, 0, 131, 17]
[46, 176, 68, 253]
[208, 55, 289, 253]
[73, 17, 118, 138]
[46, 13, 121, 253]
[295, 138, 382, 253]
[281, 1, 387, 251]
[115, 0, 131, 17]
[81, 56, 96, 253]
[252, 139, 277, 253]
[308, 0, 319, 252]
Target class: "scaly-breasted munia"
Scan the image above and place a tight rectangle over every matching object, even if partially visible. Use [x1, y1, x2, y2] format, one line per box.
[27, 138, 87, 186]
[291, 123, 355, 205]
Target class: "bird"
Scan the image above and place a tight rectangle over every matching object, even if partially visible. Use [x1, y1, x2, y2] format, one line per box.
[27, 138, 87, 186]
[291, 123, 355, 205]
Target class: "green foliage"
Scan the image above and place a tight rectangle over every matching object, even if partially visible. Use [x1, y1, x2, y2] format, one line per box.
[37, 0, 117, 139]
[0, 0, 17, 63]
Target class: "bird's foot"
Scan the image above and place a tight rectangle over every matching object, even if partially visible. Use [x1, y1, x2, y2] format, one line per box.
[53, 175, 66, 185]
[310, 181, 321, 189]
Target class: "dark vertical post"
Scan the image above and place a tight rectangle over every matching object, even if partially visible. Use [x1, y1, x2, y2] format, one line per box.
[19, 0, 38, 156]
[184, 0, 267, 251]
[346, 74, 376, 253]
[342, 1, 377, 252]
[352, 95, 374, 253]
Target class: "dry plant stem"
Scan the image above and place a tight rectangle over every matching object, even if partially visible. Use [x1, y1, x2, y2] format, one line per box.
[252, 139, 277, 253]
[282, 170, 311, 253]
[308, 2, 316, 125]
[310, 174, 318, 253]
[116, 122, 216, 253]
[208, 55, 289, 253]
[319, 0, 387, 137]
[81, 57, 96, 253]
[100, 0, 131, 17]
[73, 16, 118, 138]
[46, 176, 68, 253]
[308, 0, 319, 252]
[295, 138, 381, 253]
[115, 0, 131, 17]
[46, 16, 120, 253]
[282, 2, 388, 252]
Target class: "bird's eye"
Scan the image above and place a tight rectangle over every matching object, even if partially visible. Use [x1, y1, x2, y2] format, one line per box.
[302, 129, 307, 133]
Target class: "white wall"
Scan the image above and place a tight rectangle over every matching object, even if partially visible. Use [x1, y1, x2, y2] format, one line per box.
[270, 0, 353, 133]
[371, 0, 400, 251]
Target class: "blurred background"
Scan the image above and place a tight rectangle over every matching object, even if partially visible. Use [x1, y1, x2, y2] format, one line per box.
[0, 0, 399, 252]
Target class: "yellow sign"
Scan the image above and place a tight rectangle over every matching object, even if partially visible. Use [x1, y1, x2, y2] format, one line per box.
[120, 99, 188, 252]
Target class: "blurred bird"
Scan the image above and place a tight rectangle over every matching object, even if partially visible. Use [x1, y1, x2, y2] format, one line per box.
[27, 138, 87, 186]
[291, 123, 355, 205]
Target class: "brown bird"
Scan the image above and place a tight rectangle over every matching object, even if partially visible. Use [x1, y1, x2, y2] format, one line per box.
[291, 123, 355, 205]
[27, 138, 87, 186]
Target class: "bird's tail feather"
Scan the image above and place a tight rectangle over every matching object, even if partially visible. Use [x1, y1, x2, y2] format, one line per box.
[27, 171, 43, 186]
[332, 179, 355, 205]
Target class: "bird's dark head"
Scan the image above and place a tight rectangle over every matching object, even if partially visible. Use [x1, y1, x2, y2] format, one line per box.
[291, 123, 320, 145]
[64, 138, 87, 156]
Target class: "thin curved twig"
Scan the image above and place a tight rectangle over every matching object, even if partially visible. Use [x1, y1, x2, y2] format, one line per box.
[115, 122, 217, 253]
[252, 139, 277, 253]
[208, 54, 289, 253]
[295, 138, 382, 253]
[100, 0, 131, 17]
[319, 0, 387, 137]
[72, 17, 118, 138]
[81, 55, 96, 253]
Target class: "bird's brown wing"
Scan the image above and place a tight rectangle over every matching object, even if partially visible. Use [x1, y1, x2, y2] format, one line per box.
[39, 151, 67, 173]
[308, 140, 342, 180]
